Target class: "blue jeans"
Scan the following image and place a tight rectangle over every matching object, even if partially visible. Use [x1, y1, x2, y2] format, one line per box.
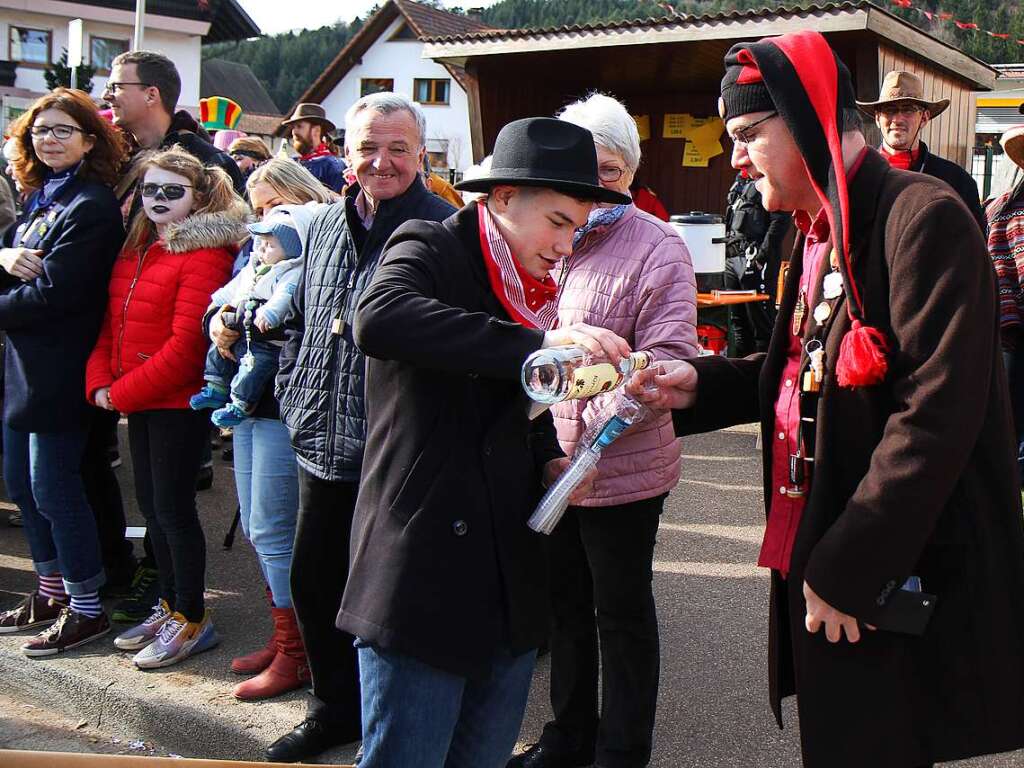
[2, 423, 105, 595]
[357, 641, 537, 768]
[231, 418, 299, 607]
[204, 339, 280, 413]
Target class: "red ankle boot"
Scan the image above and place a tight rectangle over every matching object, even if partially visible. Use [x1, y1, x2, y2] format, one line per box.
[232, 606, 310, 701]
[230, 588, 276, 675]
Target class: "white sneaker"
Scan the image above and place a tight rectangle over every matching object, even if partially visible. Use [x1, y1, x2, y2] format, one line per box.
[113, 599, 171, 651]
[132, 610, 220, 669]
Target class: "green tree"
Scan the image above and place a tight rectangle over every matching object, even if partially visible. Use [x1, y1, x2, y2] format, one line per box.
[44, 49, 95, 94]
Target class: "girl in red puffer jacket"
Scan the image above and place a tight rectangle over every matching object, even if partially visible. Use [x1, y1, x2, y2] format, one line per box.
[86, 147, 247, 669]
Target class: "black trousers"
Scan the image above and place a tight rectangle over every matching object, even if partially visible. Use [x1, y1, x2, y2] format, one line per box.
[541, 494, 665, 768]
[290, 466, 361, 740]
[724, 252, 777, 357]
[82, 407, 134, 578]
[127, 409, 209, 622]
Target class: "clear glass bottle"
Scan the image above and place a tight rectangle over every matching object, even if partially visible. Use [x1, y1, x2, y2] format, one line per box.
[521, 345, 653, 404]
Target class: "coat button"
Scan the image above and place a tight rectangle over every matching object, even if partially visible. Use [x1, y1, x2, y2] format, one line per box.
[452, 520, 468, 536]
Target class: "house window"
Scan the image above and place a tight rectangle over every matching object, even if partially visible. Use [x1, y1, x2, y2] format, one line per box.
[91, 37, 128, 74]
[10, 27, 51, 67]
[414, 78, 450, 106]
[360, 78, 394, 97]
[427, 150, 449, 170]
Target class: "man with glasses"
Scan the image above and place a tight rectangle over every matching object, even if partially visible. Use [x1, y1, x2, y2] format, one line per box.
[857, 70, 985, 231]
[631, 30, 1024, 768]
[105, 50, 243, 212]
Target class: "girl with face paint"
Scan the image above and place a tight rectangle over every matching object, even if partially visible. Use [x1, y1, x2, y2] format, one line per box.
[86, 147, 249, 670]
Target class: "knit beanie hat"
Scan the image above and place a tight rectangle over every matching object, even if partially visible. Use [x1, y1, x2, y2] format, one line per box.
[248, 209, 302, 261]
[720, 31, 888, 388]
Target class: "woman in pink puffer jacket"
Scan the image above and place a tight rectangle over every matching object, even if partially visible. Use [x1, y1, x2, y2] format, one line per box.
[510, 94, 697, 768]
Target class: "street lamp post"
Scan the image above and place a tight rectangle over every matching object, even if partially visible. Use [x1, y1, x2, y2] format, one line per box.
[133, 0, 146, 50]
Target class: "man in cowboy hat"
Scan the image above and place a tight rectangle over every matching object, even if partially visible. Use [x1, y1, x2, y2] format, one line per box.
[857, 70, 985, 230]
[631, 30, 1024, 768]
[342, 116, 631, 768]
[280, 102, 347, 193]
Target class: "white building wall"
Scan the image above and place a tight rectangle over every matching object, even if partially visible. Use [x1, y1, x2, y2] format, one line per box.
[0, 8, 203, 107]
[320, 16, 473, 171]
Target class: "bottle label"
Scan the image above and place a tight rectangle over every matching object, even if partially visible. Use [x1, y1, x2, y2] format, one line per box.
[630, 352, 652, 371]
[567, 363, 622, 399]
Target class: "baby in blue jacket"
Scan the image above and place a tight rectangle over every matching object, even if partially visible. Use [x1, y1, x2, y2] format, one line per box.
[191, 207, 304, 427]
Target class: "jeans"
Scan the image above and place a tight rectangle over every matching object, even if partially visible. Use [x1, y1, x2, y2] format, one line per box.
[290, 467, 361, 736]
[127, 409, 209, 622]
[541, 494, 665, 768]
[2, 423, 105, 595]
[82, 407, 134, 578]
[231, 417, 298, 608]
[204, 339, 280, 413]
[358, 641, 536, 768]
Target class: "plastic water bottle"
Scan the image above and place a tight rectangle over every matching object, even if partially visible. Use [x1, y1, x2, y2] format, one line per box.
[528, 393, 646, 534]
[521, 346, 652, 404]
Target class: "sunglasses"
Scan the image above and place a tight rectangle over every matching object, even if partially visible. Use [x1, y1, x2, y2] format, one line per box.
[139, 182, 193, 200]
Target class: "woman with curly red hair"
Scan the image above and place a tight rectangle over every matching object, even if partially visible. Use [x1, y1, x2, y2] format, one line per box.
[0, 88, 128, 656]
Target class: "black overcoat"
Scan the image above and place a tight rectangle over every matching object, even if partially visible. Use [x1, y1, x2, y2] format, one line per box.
[342, 202, 563, 679]
[0, 177, 123, 432]
[676, 150, 1024, 767]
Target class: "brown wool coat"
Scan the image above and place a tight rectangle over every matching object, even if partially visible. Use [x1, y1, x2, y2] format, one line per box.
[675, 149, 1024, 768]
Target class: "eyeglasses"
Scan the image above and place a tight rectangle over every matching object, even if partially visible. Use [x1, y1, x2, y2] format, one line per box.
[103, 81, 151, 95]
[30, 124, 87, 140]
[729, 112, 778, 146]
[598, 165, 625, 183]
[139, 182, 193, 200]
[877, 104, 924, 118]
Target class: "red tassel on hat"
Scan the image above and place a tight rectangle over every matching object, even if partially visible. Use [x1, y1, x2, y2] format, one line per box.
[836, 319, 889, 387]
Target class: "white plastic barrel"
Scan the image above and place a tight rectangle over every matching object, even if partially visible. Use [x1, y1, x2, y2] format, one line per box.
[669, 212, 727, 273]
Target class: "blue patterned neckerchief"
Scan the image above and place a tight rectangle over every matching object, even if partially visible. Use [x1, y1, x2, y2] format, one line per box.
[28, 161, 83, 216]
[572, 203, 630, 247]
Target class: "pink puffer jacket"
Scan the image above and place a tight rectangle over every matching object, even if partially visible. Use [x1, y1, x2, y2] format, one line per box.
[553, 205, 698, 506]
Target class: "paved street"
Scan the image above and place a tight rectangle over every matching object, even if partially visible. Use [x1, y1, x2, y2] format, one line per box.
[1, 422, 1022, 766]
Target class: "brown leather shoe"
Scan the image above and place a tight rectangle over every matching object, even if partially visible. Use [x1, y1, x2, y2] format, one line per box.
[22, 608, 110, 657]
[0, 592, 67, 634]
[232, 606, 310, 700]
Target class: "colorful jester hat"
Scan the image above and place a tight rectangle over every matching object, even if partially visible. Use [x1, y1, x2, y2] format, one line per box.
[199, 96, 243, 133]
[720, 30, 889, 388]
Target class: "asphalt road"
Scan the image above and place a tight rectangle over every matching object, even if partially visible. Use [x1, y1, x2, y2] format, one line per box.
[1, 422, 1022, 766]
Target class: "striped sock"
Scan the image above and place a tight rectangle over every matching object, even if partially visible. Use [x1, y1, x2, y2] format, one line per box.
[38, 574, 67, 602]
[69, 591, 102, 618]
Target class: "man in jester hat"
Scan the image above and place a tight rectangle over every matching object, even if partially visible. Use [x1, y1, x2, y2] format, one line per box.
[631, 30, 1024, 768]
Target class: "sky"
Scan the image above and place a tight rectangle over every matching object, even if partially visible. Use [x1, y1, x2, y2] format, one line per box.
[238, 0, 502, 37]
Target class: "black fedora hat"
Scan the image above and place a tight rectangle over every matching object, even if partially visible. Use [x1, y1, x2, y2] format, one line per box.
[455, 117, 631, 205]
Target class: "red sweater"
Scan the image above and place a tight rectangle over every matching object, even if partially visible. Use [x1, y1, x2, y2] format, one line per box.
[86, 209, 243, 413]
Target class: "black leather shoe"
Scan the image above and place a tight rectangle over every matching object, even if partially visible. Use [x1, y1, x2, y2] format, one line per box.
[506, 742, 593, 768]
[265, 718, 361, 763]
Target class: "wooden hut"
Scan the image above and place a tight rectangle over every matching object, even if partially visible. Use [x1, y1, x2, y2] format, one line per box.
[423, 1, 996, 217]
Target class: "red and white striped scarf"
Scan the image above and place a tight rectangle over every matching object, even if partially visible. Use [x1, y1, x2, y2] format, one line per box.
[477, 203, 559, 330]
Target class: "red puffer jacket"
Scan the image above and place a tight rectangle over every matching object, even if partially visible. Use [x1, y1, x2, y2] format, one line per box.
[86, 205, 246, 413]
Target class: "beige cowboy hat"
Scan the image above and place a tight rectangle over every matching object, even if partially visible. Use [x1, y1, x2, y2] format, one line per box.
[1001, 125, 1024, 169]
[856, 71, 950, 118]
[279, 103, 336, 134]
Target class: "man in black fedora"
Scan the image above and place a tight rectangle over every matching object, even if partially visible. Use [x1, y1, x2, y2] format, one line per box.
[280, 102, 347, 193]
[342, 117, 632, 768]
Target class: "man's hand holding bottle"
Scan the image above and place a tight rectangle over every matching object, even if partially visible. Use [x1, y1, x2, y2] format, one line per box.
[627, 360, 699, 411]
